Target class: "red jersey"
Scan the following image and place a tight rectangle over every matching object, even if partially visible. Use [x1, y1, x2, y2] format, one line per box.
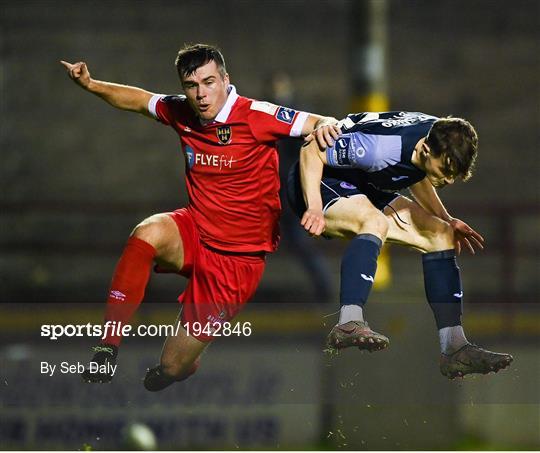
[148, 85, 308, 253]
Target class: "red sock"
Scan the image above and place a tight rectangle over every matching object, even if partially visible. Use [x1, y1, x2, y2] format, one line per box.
[101, 236, 156, 346]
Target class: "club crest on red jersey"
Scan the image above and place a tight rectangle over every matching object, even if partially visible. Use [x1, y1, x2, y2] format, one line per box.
[216, 126, 232, 145]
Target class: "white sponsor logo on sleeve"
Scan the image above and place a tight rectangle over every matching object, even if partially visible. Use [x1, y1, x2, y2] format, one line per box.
[250, 101, 278, 115]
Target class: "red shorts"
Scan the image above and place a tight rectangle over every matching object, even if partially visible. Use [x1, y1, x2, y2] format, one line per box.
[167, 208, 266, 342]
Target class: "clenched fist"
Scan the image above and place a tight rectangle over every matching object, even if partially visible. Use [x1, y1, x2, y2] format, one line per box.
[60, 60, 91, 88]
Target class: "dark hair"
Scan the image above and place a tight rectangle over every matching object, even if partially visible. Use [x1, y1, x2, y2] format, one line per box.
[175, 43, 227, 80]
[425, 117, 478, 181]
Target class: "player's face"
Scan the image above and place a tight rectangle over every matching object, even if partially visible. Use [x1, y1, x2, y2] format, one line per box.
[424, 153, 457, 188]
[181, 61, 230, 121]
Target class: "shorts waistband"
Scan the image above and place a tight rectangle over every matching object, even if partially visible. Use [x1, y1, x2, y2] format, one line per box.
[202, 243, 267, 257]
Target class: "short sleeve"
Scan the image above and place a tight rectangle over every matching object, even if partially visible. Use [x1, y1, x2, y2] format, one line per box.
[326, 132, 377, 170]
[248, 101, 308, 143]
[148, 94, 186, 126]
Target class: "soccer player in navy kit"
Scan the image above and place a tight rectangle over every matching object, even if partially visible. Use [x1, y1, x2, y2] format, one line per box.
[288, 111, 513, 379]
[61, 44, 339, 390]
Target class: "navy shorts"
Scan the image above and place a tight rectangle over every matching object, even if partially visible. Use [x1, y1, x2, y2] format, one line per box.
[287, 161, 400, 219]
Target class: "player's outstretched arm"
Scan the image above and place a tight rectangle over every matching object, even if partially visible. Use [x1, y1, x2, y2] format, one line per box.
[299, 140, 328, 237]
[409, 179, 484, 255]
[60, 60, 155, 117]
[302, 115, 340, 149]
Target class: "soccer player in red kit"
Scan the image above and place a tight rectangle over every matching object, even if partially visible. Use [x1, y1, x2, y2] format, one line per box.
[61, 44, 339, 391]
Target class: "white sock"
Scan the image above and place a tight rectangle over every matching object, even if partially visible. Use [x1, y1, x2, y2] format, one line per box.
[439, 325, 468, 354]
[338, 304, 364, 325]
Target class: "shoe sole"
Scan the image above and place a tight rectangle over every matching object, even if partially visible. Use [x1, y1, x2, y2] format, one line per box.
[329, 332, 389, 352]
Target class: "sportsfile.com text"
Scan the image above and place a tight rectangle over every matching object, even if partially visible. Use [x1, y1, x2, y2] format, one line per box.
[40, 321, 252, 340]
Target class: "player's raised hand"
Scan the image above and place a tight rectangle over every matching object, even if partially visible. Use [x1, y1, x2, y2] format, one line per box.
[449, 218, 485, 255]
[60, 60, 91, 88]
[301, 208, 326, 237]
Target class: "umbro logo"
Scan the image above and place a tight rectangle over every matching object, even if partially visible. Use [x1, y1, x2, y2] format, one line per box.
[391, 176, 409, 182]
[361, 274, 374, 282]
[109, 290, 126, 301]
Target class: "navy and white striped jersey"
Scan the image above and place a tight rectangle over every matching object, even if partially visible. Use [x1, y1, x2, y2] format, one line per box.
[324, 111, 438, 192]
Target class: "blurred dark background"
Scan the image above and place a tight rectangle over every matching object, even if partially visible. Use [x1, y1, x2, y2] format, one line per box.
[1, 0, 539, 450]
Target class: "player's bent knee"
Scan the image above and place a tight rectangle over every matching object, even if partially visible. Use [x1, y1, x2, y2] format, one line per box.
[424, 219, 454, 252]
[371, 212, 389, 239]
[130, 214, 173, 249]
[349, 210, 388, 240]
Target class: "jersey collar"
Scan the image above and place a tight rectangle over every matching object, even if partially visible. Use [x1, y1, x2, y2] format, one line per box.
[200, 85, 238, 126]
